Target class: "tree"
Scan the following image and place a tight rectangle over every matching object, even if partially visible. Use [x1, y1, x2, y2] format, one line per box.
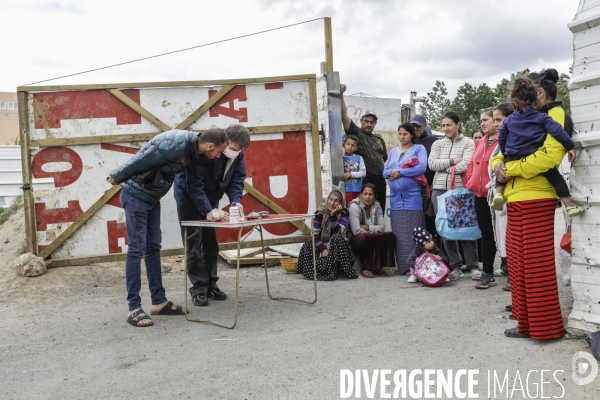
[419, 67, 572, 137]
[449, 82, 497, 135]
[419, 80, 451, 131]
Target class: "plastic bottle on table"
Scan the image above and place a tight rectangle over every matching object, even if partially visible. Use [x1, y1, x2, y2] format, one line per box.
[229, 202, 240, 223]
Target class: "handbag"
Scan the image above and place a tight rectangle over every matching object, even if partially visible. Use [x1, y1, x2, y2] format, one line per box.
[560, 226, 571, 254]
[414, 253, 450, 287]
[435, 166, 482, 241]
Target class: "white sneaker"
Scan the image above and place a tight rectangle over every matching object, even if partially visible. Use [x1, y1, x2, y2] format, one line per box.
[445, 277, 451, 283]
[470, 268, 483, 280]
[407, 275, 418, 283]
[493, 268, 505, 277]
[452, 268, 464, 279]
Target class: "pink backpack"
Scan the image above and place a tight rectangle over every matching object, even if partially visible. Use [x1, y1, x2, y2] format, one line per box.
[414, 253, 450, 287]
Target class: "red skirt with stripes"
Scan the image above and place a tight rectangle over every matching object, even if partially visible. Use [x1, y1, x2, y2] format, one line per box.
[506, 199, 565, 340]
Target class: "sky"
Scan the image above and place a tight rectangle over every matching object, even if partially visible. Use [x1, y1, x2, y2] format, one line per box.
[2, 0, 580, 104]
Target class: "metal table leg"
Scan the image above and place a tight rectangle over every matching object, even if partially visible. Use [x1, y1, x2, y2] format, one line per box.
[261, 217, 317, 304]
[184, 225, 244, 329]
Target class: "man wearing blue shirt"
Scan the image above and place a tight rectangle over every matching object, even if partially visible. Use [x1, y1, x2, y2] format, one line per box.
[174, 124, 250, 307]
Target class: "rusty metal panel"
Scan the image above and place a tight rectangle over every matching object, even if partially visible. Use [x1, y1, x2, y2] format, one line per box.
[26, 79, 318, 260]
[568, 0, 600, 332]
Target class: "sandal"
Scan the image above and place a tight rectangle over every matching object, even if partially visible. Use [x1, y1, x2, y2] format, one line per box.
[374, 270, 388, 277]
[504, 327, 529, 339]
[360, 270, 375, 278]
[127, 309, 153, 327]
[505, 305, 512, 312]
[151, 301, 185, 316]
[566, 205, 585, 217]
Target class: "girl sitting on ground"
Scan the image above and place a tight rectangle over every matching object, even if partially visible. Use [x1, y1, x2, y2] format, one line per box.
[406, 227, 450, 283]
[492, 77, 583, 217]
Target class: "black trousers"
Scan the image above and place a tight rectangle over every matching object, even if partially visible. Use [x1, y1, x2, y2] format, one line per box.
[177, 204, 219, 297]
[364, 173, 387, 210]
[474, 196, 496, 275]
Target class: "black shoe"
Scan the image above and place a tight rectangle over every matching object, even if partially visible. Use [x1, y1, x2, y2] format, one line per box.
[207, 287, 227, 300]
[475, 273, 497, 289]
[193, 293, 208, 306]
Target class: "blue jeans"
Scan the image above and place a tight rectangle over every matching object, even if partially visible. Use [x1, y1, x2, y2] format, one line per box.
[121, 190, 166, 311]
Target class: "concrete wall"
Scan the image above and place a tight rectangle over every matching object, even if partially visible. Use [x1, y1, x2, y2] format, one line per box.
[567, 0, 600, 332]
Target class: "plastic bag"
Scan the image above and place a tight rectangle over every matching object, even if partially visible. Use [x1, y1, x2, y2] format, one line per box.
[586, 330, 600, 361]
[207, 209, 228, 222]
[557, 248, 571, 286]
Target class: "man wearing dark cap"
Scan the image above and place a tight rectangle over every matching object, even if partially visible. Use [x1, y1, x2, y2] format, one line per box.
[411, 114, 439, 237]
[340, 84, 388, 207]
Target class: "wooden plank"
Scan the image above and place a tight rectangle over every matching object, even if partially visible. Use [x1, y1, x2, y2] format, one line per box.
[18, 74, 317, 92]
[18, 91, 37, 254]
[30, 133, 161, 147]
[175, 84, 235, 130]
[243, 182, 311, 234]
[324, 17, 334, 72]
[39, 185, 122, 259]
[325, 72, 344, 195]
[107, 89, 171, 132]
[217, 235, 311, 251]
[46, 236, 311, 267]
[46, 247, 185, 268]
[308, 78, 323, 204]
[29, 124, 313, 147]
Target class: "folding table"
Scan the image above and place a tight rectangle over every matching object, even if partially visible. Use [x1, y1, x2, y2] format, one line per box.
[180, 214, 317, 328]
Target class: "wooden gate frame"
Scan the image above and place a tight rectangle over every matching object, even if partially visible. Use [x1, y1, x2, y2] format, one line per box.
[17, 74, 322, 267]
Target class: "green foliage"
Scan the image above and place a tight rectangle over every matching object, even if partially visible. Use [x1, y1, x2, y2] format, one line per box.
[419, 67, 572, 136]
[419, 80, 451, 131]
[0, 195, 23, 225]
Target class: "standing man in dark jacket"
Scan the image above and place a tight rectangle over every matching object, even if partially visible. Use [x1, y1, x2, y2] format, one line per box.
[340, 84, 388, 208]
[174, 124, 250, 307]
[411, 114, 439, 238]
[107, 129, 228, 327]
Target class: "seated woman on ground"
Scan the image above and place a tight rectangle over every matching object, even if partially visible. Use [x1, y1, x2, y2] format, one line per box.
[296, 190, 358, 281]
[347, 183, 397, 278]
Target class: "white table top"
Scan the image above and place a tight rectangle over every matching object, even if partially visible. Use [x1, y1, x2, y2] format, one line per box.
[180, 213, 313, 228]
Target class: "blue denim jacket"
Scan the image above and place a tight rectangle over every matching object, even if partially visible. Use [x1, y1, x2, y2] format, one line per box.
[110, 130, 200, 205]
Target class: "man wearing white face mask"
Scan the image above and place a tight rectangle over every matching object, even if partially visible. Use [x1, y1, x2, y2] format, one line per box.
[174, 124, 251, 306]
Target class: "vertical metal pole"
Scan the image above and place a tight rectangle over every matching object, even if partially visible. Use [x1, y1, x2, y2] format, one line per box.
[17, 91, 36, 254]
[326, 72, 344, 198]
[324, 17, 334, 72]
[184, 227, 189, 320]
[308, 78, 323, 206]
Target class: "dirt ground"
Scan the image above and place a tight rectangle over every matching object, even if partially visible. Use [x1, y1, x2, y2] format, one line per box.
[1, 205, 599, 399]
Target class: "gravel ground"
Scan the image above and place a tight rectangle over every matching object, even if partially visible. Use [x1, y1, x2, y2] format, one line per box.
[1, 207, 598, 399]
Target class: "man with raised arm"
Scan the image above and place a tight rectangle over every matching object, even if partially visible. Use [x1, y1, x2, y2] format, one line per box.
[340, 84, 388, 208]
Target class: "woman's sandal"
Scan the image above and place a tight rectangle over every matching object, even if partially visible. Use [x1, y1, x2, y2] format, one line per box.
[504, 327, 529, 339]
[360, 270, 375, 278]
[127, 309, 153, 327]
[151, 301, 185, 316]
[566, 205, 585, 217]
[374, 270, 388, 277]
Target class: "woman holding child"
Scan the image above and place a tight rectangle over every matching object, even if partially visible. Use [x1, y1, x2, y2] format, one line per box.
[348, 184, 397, 278]
[491, 69, 581, 340]
[383, 122, 428, 277]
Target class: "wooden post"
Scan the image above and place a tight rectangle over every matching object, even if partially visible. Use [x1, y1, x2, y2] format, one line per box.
[17, 91, 37, 254]
[325, 72, 344, 196]
[308, 78, 323, 205]
[324, 17, 334, 72]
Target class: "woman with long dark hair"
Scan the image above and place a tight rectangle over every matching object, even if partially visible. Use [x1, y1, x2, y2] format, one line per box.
[348, 183, 397, 278]
[428, 112, 479, 280]
[383, 122, 428, 278]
